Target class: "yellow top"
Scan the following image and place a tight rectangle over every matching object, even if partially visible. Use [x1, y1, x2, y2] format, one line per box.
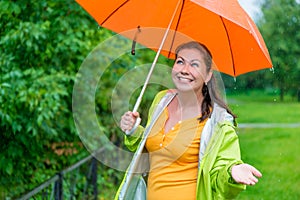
[145, 108, 206, 200]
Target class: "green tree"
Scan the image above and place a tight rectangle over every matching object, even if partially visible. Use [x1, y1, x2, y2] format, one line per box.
[0, 0, 113, 197]
[0, 0, 170, 197]
[258, 0, 300, 101]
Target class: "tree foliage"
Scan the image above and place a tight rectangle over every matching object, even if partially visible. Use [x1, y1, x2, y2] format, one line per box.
[0, 0, 112, 197]
[257, 0, 300, 100]
[0, 0, 167, 197]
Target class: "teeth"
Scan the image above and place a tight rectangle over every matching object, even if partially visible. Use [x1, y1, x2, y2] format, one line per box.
[178, 77, 192, 82]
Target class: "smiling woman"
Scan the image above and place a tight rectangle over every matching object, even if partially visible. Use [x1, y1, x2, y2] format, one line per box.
[116, 41, 263, 200]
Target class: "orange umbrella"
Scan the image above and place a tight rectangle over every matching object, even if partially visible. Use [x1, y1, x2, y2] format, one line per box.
[76, 0, 272, 77]
[76, 0, 273, 134]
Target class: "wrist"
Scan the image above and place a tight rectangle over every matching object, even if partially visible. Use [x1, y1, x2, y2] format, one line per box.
[228, 161, 243, 183]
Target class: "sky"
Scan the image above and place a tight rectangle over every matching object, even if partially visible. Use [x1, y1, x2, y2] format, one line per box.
[238, 0, 262, 20]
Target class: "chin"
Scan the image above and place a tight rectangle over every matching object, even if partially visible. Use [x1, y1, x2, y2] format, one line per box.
[176, 84, 202, 94]
[175, 85, 194, 92]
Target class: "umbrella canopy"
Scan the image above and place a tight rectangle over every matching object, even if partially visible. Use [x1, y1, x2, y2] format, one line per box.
[76, 0, 272, 77]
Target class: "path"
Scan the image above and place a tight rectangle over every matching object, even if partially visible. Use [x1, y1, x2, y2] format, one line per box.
[238, 123, 300, 128]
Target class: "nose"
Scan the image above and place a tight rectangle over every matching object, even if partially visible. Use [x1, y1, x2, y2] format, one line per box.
[180, 62, 190, 73]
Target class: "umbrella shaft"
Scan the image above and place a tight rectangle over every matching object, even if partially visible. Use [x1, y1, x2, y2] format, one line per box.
[132, 0, 182, 113]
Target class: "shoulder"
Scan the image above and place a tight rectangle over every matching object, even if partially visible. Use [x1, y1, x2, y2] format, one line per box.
[152, 89, 177, 104]
[211, 103, 235, 127]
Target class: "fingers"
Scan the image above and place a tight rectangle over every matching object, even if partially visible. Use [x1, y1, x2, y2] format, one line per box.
[249, 165, 263, 178]
[242, 170, 259, 185]
[132, 111, 140, 118]
[120, 111, 139, 132]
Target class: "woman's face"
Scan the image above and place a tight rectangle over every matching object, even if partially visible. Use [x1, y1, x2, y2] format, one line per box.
[172, 48, 212, 93]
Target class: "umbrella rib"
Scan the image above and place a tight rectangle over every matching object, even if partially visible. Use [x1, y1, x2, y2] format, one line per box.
[220, 17, 236, 76]
[101, 0, 130, 25]
[168, 0, 185, 58]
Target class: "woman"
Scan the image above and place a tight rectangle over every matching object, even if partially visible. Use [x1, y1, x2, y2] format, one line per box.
[116, 41, 262, 199]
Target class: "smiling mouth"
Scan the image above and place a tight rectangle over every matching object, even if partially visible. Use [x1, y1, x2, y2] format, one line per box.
[177, 76, 194, 82]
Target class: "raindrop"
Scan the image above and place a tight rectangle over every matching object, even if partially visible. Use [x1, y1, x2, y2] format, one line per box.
[270, 67, 275, 74]
[233, 77, 237, 82]
[234, 87, 237, 90]
[273, 98, 277, 102]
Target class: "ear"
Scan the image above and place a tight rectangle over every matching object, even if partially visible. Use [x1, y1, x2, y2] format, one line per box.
[205, 70, 213, 83]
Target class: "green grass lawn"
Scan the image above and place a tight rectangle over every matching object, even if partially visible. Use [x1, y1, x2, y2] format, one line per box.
[229, 91, 300, 199]
[227, 91, 300, 123]
[237, 128, 300, 200]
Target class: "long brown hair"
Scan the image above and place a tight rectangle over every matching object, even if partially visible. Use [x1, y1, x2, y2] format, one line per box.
[175, 41, 236, 122]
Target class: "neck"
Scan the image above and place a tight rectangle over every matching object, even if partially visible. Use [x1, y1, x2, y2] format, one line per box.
[176, 89, 204, 111]
[166, 89, 204, 121]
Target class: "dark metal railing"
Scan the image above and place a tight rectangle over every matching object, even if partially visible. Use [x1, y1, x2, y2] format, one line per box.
[18, 148, 104, 200]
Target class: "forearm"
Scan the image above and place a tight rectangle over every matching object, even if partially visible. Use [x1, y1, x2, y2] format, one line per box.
[210, 125, 246, 198]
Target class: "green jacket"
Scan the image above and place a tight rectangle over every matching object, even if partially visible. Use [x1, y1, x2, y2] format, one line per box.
[115, 90, 246, 200]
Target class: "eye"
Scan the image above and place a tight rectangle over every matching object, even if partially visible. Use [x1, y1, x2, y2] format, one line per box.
[176, 59, 184, 65]
[191, 62, 199, 68]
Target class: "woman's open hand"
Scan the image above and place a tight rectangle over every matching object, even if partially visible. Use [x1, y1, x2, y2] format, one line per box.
[231, 163, 262, 185]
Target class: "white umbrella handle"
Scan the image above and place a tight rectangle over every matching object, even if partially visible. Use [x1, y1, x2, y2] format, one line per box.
[123, 0, 181, 136]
